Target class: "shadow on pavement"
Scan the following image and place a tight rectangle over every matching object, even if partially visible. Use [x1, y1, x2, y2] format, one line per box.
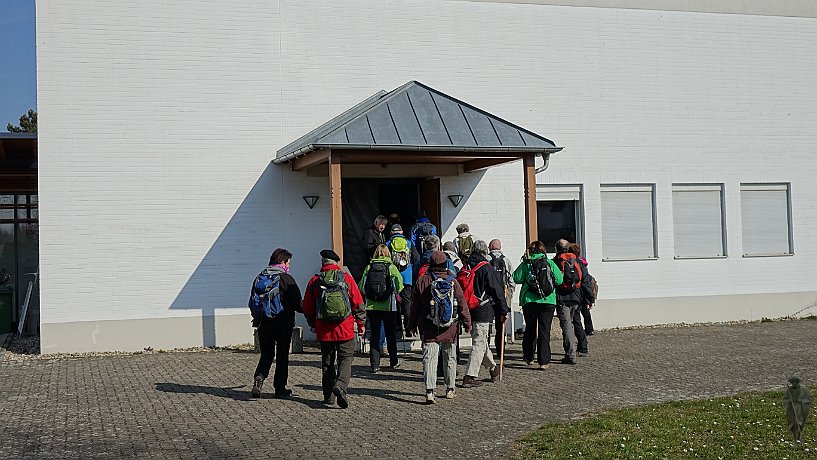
[154, 383, 252, 401]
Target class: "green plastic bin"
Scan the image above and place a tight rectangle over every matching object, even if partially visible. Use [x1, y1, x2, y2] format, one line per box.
[0, 287, 13, 334]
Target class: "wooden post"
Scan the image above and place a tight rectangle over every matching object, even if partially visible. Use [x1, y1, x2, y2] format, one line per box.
[523, 154, 538, 244]
[329, 152, 343, 265]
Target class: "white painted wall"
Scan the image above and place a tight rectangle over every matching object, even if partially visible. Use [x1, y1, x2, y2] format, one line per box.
[36, 0, 817, 351]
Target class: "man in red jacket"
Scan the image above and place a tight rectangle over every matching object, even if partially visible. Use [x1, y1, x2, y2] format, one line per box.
[302, 249, 366, 409]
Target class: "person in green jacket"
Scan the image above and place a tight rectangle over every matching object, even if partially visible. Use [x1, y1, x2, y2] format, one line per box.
[359, 244, 405, 372]
[512, 240, 563, 369]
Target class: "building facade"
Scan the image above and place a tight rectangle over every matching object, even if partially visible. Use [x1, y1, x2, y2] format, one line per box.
[36, 1, 817, 352]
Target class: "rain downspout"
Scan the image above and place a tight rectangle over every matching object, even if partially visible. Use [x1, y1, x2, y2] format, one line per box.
[534, 152, 551, 174]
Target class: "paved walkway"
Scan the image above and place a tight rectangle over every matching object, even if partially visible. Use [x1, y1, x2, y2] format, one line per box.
[1, 321, 816, 459]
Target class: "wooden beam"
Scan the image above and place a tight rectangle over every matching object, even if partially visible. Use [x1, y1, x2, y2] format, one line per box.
[523, 154, 538, 245]
[329, 153, 344, 265]
[292, 148, 330, 171]
[463, 158, 518, 173]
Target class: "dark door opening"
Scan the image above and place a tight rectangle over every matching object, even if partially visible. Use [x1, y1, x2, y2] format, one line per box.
[343, 178, 436, 280]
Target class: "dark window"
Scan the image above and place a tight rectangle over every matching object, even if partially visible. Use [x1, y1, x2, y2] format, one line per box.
[537, 200, 577, 253]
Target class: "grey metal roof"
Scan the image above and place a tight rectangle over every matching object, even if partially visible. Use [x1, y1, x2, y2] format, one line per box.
[275, 81, 561, 163]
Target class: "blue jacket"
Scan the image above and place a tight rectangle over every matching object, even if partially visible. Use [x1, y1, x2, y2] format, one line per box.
[408, 217, 438, 249]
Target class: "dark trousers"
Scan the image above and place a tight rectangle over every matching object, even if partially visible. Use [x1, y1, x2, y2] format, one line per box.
[580, 303, 594, 334]
[572, 306, 588, 353]
[522, 302, 556, 365]
[399, 285, 412, 332]
[321, 339, 355, 400]
[368, 310, 399, 369]
[254, 317, 294, 392]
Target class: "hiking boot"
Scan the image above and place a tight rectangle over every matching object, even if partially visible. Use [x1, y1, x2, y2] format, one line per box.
[390, 360, 401, 369]
[251, 375, 264, 398]
[461, 375, 483, 387]
[381, 346, 389, 357]
[539, 364, 550, 370]
[560, 357, 577, 365]
[324, 394, 336, 406]
[489, 366, 500, 382]
[273, 388, 293, 399]
[371, 367, 380, 374]
[524, 360, 535, 366]
[577, 351, 589, 357]
[332, 387, 349, 409]
[425, 391, 436, 405]
[445, 388, 456, 399]
[586, 331, 594, 336]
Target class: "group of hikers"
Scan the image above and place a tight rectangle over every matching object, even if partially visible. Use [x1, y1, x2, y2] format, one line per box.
[247, 212, 598, 407]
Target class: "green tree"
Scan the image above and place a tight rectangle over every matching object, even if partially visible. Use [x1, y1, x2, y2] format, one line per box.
[7, 109, 37, 133]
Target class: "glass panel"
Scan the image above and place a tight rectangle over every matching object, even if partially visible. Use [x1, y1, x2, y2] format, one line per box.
[0, 223, 14, 288]
[31, 195, 38, 204]
[31, 208, 38, 220]
[16, 195, 28, 204]
[16, 222, 38, 327]
[0, 196, 13, 220]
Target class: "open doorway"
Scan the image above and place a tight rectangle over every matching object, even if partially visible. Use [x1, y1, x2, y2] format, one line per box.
[342, 178, 439, 280]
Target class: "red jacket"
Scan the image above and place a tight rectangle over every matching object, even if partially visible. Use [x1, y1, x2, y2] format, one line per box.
[302, 264, 366, 342]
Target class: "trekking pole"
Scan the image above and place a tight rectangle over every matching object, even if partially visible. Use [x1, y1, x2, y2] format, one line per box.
[499, 317, 506, 381]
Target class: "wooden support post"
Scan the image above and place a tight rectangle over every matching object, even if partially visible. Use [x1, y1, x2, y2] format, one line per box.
[329, 152, 343, 265]
[523, 154, 538, 245]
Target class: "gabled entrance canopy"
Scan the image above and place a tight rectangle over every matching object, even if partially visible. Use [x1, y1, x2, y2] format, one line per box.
[274, 81, 563, 262]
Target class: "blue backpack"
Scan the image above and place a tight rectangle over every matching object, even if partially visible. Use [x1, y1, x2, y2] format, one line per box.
[428, 273, 457, 327]
[248, 267, 285, 318]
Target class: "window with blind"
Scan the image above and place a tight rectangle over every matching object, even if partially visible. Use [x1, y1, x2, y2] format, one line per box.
[740, 183, 793, 256]
[672, 185, 726, 258]
[600, 185, 657, 260]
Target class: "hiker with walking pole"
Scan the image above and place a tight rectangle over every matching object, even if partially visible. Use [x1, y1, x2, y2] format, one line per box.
[459, 240, 510, 386]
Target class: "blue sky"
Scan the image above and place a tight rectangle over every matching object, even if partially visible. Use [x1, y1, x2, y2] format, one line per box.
[0, 0, 36, 131]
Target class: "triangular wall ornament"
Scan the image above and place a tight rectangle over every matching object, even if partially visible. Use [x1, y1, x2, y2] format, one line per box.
[303, 195, 319, 209]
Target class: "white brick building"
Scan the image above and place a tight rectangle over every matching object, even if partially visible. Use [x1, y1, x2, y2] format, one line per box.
[35, 0, 817, 352]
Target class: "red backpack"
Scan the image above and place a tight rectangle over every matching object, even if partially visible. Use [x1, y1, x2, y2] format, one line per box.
[455, 261, 489, 309]
[555, 253, 582, 291]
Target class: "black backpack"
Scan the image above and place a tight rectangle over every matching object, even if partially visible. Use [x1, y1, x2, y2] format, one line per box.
[490, 254, 508, 283]
[527, 257, 555, 297]
[414, 221, 435, 247]
[364, 261, 393, 301]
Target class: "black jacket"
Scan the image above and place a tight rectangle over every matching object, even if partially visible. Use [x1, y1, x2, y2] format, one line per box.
[254, 271, 303, 328]
[466, 254, 510, 322]
[362, 226, 386, 258]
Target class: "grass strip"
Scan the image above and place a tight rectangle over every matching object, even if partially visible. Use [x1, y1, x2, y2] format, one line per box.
[519, 387, 815, 459]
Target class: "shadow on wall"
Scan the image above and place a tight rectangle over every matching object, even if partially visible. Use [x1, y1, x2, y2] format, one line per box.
[169, 163, 287, 347]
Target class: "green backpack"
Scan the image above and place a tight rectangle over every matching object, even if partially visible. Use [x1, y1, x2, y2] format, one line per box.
[389, 236, 410, 271]
[315, 270, 352, 322]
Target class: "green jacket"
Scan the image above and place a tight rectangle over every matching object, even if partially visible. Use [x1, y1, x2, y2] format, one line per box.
[512, 253, 563, 306]
[359, 257, 405, 312]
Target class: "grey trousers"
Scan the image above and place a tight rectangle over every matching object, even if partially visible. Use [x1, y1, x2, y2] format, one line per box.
[556, 303, 578, 362]
[465, 321, 496, 378]
[423, 342, 456, 391]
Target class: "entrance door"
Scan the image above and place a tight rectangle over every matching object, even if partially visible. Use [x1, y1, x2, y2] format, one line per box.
[418, 178, 441, 231]
[342, 178, 427, 280]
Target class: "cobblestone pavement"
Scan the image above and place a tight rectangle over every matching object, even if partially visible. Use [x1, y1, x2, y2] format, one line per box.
[1, 321, 816, 459]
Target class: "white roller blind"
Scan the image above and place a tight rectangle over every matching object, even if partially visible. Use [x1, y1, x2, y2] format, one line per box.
[673, 187, 725, 257]
[600, 186, 656, 259]
[741, 184, 792, 255]
[537, 184, 581, 201]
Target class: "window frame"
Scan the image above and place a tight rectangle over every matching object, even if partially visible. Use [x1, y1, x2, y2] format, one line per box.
[599, 184, 658, 262]
[671, 183, 728, 260]
[739, 183, 794, 257]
